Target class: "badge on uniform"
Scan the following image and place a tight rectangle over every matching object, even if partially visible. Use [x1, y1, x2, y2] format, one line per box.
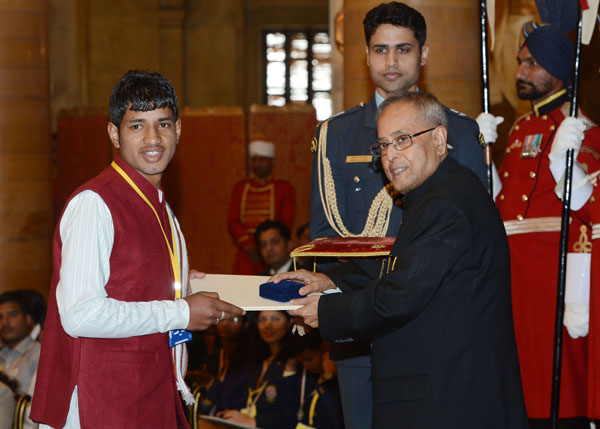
[520, 134, 543, 158]
[169, 329, 192, 347]
[346, 155, 372, 163]
[265, 384, 278, 402]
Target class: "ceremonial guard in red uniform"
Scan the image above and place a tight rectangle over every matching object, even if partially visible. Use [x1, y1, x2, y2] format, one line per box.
[480, 24, 600, 427]
[228, 140, 295, 274]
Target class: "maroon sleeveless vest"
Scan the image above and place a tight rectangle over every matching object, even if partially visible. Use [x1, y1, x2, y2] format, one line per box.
[31, 157, 188, 428]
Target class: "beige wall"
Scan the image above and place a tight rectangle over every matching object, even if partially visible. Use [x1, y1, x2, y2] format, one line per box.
[184, 0, 244, 107]
[48, 0, 328, 123]
[0, 0, 53, 294]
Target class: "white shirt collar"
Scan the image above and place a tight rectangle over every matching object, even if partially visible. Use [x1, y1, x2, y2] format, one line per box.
[270, 258, 293, 275]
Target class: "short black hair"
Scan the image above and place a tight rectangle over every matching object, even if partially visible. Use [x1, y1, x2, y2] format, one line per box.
[363, 2, 427, 47]
[109, 70, 178, 129]
[20, 289, 47, 326]
[301, 329, 323, 351]
[296, 222, 309, 239]
[254, 220, 291, 245]
[0, 290, 35, 318]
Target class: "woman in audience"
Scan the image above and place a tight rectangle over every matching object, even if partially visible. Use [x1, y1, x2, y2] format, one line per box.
[219, 310, 302, 429]
[201, 315, 250, 413]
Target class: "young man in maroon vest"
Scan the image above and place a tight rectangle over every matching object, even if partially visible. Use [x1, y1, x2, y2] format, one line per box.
[30, 70, 244, 429]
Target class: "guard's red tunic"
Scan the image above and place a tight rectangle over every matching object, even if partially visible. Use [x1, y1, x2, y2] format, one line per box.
[588, 177, 600, 418]
[228, 177, 295, 274]
[31, 156, 188, 428]
[496, 91, 600, 418]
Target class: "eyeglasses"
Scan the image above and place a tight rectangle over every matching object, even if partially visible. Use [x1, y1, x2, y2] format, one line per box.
[369, 126, 438, 157]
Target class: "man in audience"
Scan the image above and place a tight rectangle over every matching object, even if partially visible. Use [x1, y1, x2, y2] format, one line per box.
[0, 290, 41, 396]
[228, 140, 295, 275]
[255, 220, 294, 275]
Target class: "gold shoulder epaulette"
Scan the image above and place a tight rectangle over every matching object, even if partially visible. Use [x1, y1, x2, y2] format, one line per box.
[311, 137, 319, 153]
[478, 133, 486, 148]
[448, 108, 466, 117]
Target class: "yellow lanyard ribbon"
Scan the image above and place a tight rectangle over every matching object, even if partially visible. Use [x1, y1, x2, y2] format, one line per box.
[308, 391, 319, 426]
[111, 162, 182, 299]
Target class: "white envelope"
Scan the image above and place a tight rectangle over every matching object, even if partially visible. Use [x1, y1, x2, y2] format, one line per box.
[190, 274, 303, 311]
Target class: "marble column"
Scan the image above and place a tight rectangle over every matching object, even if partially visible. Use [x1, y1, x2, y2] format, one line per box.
[0, 0, 53, 293]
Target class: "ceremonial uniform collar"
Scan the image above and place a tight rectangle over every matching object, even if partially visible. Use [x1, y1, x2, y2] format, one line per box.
[363, 96, 378, 131]
[269, 258, 293, 275]
[532, 88, 568, 117]
[250, 176, 273, 186]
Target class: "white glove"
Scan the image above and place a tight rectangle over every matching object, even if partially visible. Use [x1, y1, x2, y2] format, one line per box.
[476, 113, 504, 144]
[563, 252, 590, 338]
[492, 162, 502, 200]
[564, 303, 588, 338]
[548, 117, 586, 163]
[550, 118, 592, 209]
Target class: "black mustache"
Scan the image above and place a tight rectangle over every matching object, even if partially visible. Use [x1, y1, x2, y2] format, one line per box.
[516, 79, 533, 86]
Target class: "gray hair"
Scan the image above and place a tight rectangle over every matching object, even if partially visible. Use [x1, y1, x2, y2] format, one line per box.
[376, 91, 448, 129]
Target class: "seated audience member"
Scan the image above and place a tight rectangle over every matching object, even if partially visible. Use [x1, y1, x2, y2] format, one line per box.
[219, 310, 302, 429]
[19, 290, 46, 342]
[0, 291, 41, 396]
[255, 220, 295, 275]
[0, 291, 43, 429]
[185, 331, 208, 373]
[296, 330, 344, 429]
[201, 316, 251, 413]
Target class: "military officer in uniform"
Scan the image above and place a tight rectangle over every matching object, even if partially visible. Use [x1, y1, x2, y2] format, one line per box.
[479, 23, 600, 428]
[308, 3, 487, 429]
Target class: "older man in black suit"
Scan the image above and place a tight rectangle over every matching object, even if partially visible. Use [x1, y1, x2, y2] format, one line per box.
[273, 91, 528, 428]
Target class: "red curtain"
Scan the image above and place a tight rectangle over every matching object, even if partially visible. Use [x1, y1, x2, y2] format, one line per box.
[55, 110, 112, 220]
[163, 107, 246, 274]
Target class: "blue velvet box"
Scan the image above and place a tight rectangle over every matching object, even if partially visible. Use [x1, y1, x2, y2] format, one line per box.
[259, 280, 304, 302]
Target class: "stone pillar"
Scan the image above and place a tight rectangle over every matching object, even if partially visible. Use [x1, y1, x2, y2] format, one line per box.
[343, 0, 481, 116]
[0, 0, 53, 294]
[159, 0, 185, 104]
[329, 0, 344, 115]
